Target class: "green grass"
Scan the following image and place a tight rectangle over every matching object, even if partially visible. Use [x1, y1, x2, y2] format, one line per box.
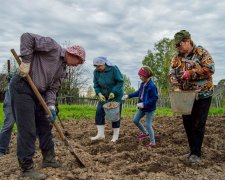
[208, 107, 225, 116]
[0, 103, 17, 132]
[58, 105, 175, 120]
[58, 105, 97, 120]
[122, 107, 174, 118]
[0, 104, 224, 128]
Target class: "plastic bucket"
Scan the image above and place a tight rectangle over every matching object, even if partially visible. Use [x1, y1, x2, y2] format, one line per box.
[169, 91, 196, 115]
[103, 101, 120, 122]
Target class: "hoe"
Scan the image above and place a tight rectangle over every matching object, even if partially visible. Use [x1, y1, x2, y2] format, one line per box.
[11, 49, 86, 168]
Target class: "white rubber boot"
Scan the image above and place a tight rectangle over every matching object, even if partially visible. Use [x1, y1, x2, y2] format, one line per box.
[111, 128, 120, 142]
[90, 125, 105, 140]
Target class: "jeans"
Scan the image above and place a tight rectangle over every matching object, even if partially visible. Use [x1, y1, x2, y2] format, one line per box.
[10, 75, 54, 169]
[0, 89, 14, 154]
[95, 101, 122, 128]
[133, 109, 155, 144]
[182, 96, 212, 157]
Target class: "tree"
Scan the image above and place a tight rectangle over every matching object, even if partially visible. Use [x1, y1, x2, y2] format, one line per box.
[123, 74, 135, 94]
[86, 85, 95, 97]
[0, 58, 17, 92]
[142, 38, 176, 94]
[218, 79, 225, 86]
[58, 65, 90, 98]
[0, 74, 7, 94]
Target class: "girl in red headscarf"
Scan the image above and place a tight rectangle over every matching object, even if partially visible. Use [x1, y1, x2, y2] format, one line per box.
[123, 66, 158, 148]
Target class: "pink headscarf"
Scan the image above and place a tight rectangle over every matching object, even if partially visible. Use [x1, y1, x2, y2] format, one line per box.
[138, 67, 148, 77]
[66, 45, 86, 63]
[138, 66, 153, 78]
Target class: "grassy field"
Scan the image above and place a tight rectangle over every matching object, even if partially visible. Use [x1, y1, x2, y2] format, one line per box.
[0, 103, 224, 128]
[58, 105, 175, 120]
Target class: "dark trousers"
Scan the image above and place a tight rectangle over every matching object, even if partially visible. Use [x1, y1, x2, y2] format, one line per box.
[0, 89, 14, 154]
[95, 101, 122, 128]
[10, 75, 54, 170]
[182, 96, 212, 157]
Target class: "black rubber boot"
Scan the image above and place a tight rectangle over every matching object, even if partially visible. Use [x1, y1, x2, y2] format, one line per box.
[21, 168, 46, 180]
[42, 148, 61, 168]
[19, 159, 46, 179]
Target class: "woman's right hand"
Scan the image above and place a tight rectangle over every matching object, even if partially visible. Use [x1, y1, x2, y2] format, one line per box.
[98, 93, 106, 102]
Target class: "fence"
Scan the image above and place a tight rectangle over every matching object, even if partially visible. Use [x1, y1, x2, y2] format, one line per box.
[57, 94, 224, 108]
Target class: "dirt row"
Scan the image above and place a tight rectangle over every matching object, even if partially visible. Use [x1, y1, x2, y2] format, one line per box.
[0, 116, 225, 179]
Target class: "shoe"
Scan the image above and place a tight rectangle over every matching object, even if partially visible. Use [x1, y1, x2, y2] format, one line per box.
[21, 168, 46, 180]
[90, 135, 105, 141]
[136, 133, 149, 139]
[42, 158, 61, 168]
[90, 125, 105, 140]
[147, 143, 156, 148]
[188, 155, 201, 163]
[42, 148, 61, 168]
[183, 152, 191, 159]
[111, 128, 120, 142]
[0, 152, 5, 157]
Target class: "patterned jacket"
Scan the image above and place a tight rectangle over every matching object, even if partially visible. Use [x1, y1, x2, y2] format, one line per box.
[169, 45, 215, 99]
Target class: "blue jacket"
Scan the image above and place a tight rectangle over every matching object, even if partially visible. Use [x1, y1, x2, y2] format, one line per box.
[128, 79, 158, 112]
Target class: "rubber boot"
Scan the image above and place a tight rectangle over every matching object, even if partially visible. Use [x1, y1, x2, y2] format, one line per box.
[111, 128, 120, 142]
[21, 168, 46, 180]
[19, 160, 46, 180]
[90, 125, 105, 140]
[42, 148, 61, 168]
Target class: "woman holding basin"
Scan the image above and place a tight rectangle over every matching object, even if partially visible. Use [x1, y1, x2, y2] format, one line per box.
[91, 57, 124, 142]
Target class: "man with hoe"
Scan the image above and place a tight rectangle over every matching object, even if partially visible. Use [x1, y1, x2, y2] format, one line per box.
[10, 32, 86, 179]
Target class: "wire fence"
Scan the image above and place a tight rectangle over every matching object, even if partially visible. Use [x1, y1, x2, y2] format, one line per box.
[57, 93, 225, 108]
[6, 83, 217, 108]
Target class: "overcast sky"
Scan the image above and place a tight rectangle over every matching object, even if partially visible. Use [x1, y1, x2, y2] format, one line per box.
[0, 0, 224, 89]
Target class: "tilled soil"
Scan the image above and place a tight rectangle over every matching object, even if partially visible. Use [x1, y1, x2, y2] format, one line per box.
[0, 116, 225, 180]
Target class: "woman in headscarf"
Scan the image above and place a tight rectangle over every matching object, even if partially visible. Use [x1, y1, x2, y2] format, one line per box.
[91, 57, 124, 142]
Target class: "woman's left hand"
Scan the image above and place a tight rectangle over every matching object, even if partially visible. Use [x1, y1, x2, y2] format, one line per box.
[109, 92, 115, 100]
[137, 103, 144, 109]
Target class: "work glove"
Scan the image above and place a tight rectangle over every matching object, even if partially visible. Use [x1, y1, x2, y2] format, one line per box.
[18, 62, 30, 77]
[122, 95, 129, 100]
[170, 77, 179, 85]
[48, 105, 57, 123]
[181, 70, 192, 80]
[108, 92, 115, 100]
[98, 93, 106, 102]
[137, 103, 144, 109]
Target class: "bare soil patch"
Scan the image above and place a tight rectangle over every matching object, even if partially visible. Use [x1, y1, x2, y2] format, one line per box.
[0, 116, 225, 179]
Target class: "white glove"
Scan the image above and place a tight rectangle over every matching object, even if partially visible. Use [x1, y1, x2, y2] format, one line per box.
[122, 95, 128, 100]
[18, 62, 30, 77]
[137, 103, 144, 109]
[48, 105, 56, 110]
